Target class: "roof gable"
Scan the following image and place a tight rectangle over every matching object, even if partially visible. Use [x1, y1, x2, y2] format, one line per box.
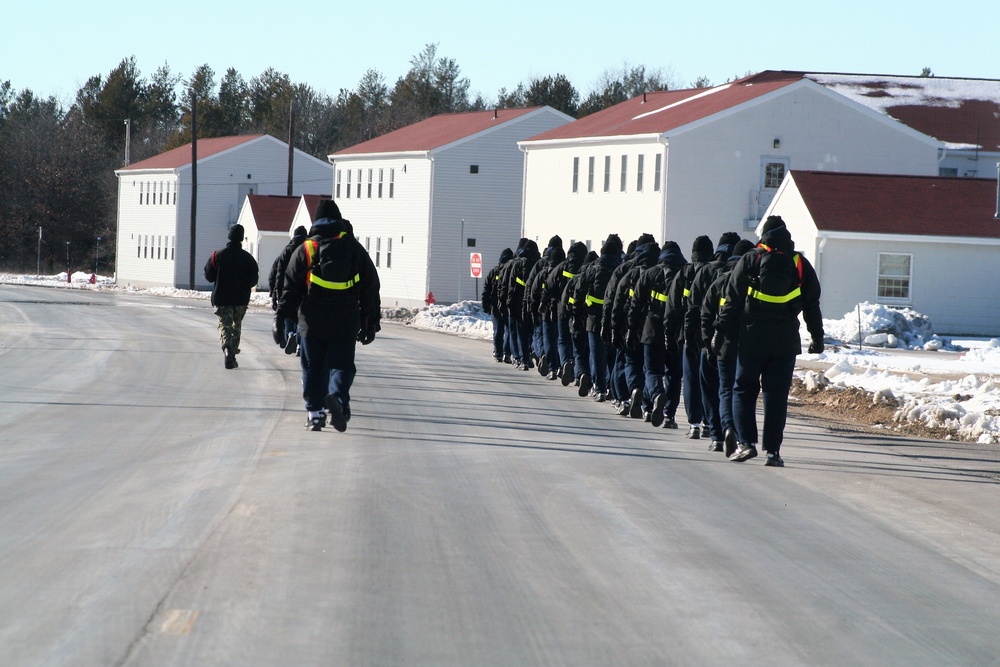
[789, 170, 1000, 238]
[300, 194, 332, 222]
[803, 72, 1000, 152]
[334, 107, 549, 156]
[246, 194, 302, 232]
[119, 134, 266, 171]
[525, 73, 804, 142]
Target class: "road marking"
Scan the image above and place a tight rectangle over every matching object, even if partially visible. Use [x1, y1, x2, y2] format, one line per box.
[159, 609, 199, 635]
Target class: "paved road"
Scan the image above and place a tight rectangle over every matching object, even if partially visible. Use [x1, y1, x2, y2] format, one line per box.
[2, 284, 999, 666]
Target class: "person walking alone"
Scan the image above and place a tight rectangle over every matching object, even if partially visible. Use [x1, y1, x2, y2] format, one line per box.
[204, 224, 259, 369]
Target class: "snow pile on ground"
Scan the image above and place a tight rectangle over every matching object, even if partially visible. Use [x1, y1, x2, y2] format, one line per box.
[384, 301, 493, 340]
[821, 302, 940, 349]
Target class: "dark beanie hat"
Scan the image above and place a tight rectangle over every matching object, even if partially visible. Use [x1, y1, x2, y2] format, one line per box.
[292, 225, 308, 240]
[516, 237, 529, 250]
[692, 235, 714, 256]
[733, 239, 755, 256]
[760, 215, 786, 236]
[314, 199, 342, 221]
[636, 232, 656, 247]
[717, 231, 741, 249]
[548, 235, 563, 249]
[604, 233, 623, 252]
[228, 224, 244, 242]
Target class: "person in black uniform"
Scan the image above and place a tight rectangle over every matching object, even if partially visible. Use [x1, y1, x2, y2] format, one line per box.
[716, 216, 823, 466]
[204, 224, 259, 369]
[482, 247, 514, 362]
[277, 200, 381, 432]
[269, 225, 309, 355]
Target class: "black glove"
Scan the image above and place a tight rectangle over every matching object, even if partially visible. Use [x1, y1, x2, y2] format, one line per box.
[272, 314, 284, 346]
[711, 331, 724, 357]
[359, 320, 377, 345]
[808, 338, 824, 354]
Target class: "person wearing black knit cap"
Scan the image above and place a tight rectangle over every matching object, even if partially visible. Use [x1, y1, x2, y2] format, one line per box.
[204, 223, 259, 369]
[715, 215, 824, 466]
[269, 225, 310, 355]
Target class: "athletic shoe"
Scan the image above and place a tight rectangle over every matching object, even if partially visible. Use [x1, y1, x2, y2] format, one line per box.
[324, 394, 348, 432]
[503, 355, 513, 364]
[617, 402, 630, 416]
[343, 404, 351, 422]
[643, 411, 651, 422]
[662, 419, 678, 429]
[629, 388, 644, 419]
[650, 393, 666, 427]
[593, 391, 606, 403]
[729, 443, 758, 462]
[284, 333, 298, 355]
[305, 414, 325, 431]
[708, 441, 723, 452]
[765, 451, 784, 467]
[724, 429, 738, 457]
[578, 373, 593, 397]
[686, 424, 701, 440]
[560, 361, 574, 386]
[538, 355, 549, 376]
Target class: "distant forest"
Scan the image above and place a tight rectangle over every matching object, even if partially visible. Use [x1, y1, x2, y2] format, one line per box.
[0, 42, 715, 273]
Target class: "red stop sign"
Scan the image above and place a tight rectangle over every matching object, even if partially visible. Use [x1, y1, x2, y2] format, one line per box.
[470, 252, 482, 278]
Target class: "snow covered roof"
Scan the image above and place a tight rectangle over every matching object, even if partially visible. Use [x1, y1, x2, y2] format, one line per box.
[118, 135, 266, 171]
[788, 170, 1000, 238]
[525, 73, 804, 142]
[245, 194, 301, 233]
[333, 107, 547, 156]
[801, 72, 1000, 152]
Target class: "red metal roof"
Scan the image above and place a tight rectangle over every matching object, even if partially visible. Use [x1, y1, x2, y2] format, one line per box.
[526, 73, 803, 141]
[120, 135, 265, 171]
[301, 194, 332, 222]
[334, 107, 543, 155]
[788, 170, 1000, 238]
[246, 194, 301, 233]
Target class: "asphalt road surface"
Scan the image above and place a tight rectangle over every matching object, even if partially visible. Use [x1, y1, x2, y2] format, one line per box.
[2, 284, 999, 666]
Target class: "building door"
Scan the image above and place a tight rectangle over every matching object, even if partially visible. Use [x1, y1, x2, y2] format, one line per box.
[758, 157, 789, 216]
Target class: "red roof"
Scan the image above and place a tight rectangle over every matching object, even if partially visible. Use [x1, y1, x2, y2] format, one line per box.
[120, 135, 265, 171]
[334, 107, 543, 155]
[301, 194, 332, 222]
[527, 73, 803, 141]
[246, 194, 301, 233]
[789, 171, 1000, 238]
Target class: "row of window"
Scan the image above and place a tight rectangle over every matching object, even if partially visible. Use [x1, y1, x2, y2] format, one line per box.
[137, 181, 177, 206]
[136, 234, 175, 260]
[336, 168, 395, 200]
[363, 236, 394, 268]
[572, 154, 663, 194]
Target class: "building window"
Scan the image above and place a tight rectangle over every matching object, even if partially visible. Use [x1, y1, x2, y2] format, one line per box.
[375, 237, 381, 267]
[637, 154, 645, 192]
[587, 157, 595, 193]
[764, 162, 786, 189]
[367, 169, 373, 197]
[356, 169, 362, 198]
[389, 169, 395, 198]
[620, 155, 628, 193]
[336, 170, 342, 198]
[654, 154, 662, 192]
[139, 182, 143, 205]
[603, 155, 611, 193]
[572, 157, 579, 193]
[159, 182, 164, 205]
[387, 238, 392, 268]
[378, 169, 384, 198]
[877, 253, 912, 302]
[470, 165, 479, 174]
[939, 167, 958, 177]
[345, 170, 352, 198]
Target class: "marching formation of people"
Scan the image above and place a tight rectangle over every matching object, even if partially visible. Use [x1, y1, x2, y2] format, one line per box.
[481, 215, 824, 467]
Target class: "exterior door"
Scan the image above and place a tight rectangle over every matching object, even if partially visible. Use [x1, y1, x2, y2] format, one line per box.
[758, 157, 790, 216]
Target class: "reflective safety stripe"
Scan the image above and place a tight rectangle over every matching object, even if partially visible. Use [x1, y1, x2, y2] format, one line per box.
[628, 288, 635, 297]
[542, 282, 546, 289]
[748, 284, 800, 303]
[651, 290, 668, 303]
[304, 241, 318, 286]
[515, 277, 526, 287]
[585, 294, 604, 307]
[683, 287, 691, 298]
[562, 271, 575, 279]
[719, 297, 727, 306]
[311, 272, 361, 291]
[568, 297, 577, 304]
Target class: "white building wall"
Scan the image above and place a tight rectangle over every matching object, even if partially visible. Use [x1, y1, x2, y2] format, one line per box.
[662, 85, 940, 256]
[522, 139, 667, 252]
[115, 173, 180, 286]
[332, 157, 432, 308]
[938, 149, 1000, 179]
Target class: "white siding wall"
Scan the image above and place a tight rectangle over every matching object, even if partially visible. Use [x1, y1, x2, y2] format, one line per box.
[663, 86, 940, 256]
[522, 139, 667, 252]
[115, 137, 331, 289]
[115, 173, 180, 286]
[938, 150, 1000, 179]
[332, 157, 432, 308]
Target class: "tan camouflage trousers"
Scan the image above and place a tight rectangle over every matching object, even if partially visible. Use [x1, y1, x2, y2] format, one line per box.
[215, 305, 248, 351]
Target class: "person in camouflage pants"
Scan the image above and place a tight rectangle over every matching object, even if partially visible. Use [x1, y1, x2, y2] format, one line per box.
[204, 224, 258, 369]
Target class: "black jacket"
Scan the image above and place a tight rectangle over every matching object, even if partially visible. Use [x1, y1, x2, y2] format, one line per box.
[545, 242, 588, 321]
[268, 231, 308, 310]
[277, 219, 380, 341]
[701, 256, 741, 360]
[481, 248, 514, 316]
[579, 247, 622, 334]
[204, 241, 258, 307]
[717, 229, 823, 357]
[503, 241, 540, 321]
[628, 243, 686, 346]
[610, 243, 659, 347]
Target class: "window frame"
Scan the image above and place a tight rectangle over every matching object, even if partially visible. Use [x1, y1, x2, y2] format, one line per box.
[572, 157, 579, 193]
[876, 252, 913, 304]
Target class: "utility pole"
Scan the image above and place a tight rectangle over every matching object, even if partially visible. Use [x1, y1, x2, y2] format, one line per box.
[189, 95, 198, 290]
[95, 236, 102, 273]
[287, 98, 295, 196]
[36, 227, 42, 275]
[123, 119, 131, 167]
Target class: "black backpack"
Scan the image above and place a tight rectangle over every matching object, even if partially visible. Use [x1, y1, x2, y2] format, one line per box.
[747, 244, 802, 313]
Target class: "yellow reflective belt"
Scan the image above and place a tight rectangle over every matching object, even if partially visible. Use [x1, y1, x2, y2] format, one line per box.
[585, 294, 604, 307]
[748, 285, 801, 303]
[719, 297, 727, 306]
[568, 297, 576, 304]
[683, 287, 691, 297]
[542, 282, 546, 289]
[515, 277, 526, 287]
[310, 272, 361, 291]
[651, 290, 668, 303]
[628, 288, 635, 297]
[562, 271, 575, 279]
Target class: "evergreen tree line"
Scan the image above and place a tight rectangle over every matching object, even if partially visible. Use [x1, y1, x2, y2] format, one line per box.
[0, 43, 709, 274]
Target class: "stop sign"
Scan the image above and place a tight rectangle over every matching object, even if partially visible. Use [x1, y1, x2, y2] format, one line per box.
[470, 252, 483, 278]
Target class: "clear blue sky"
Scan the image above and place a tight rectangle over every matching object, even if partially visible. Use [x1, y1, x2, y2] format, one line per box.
[5, 0, 997, 105]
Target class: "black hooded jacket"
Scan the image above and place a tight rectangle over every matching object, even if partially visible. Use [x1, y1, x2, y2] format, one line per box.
[545, 242, 587, 321]
[204, 240, 258, 307]
[277, 219, 381, 341]
[503, 240, 541, 319]
[628, 242, 686, 346]
[610, 243, 659, 347]
[268, 228, 308, 310]
[482, 248, 514, 316]
[578, 239, 623, 334]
